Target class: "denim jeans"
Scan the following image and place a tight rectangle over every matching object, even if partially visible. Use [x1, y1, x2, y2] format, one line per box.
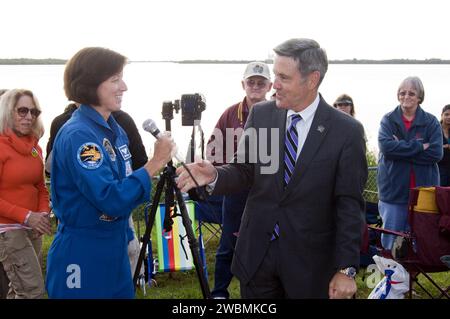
[378, 200, 410, 250]
[212, 190, 249, 298]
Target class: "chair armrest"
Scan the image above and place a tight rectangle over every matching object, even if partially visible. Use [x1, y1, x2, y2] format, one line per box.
[368, 225, 412, 238]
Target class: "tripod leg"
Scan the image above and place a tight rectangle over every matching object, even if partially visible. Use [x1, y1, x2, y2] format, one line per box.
[133, 165, 211, 299]
[133, 174, 166, 289]
[170, 177, 211, 299]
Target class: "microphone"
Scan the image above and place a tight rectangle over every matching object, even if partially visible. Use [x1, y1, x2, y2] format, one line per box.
[142, 119, 184, 163]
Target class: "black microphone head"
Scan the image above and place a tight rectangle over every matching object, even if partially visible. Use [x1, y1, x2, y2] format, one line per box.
[142, 119, 160, 137]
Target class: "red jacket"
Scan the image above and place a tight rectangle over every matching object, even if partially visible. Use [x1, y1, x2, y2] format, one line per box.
[0, 130, 49, 224]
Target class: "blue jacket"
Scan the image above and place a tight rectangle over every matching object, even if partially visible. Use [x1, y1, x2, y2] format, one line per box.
[377, 105, 443, 204]
[46, 105, 151, 298]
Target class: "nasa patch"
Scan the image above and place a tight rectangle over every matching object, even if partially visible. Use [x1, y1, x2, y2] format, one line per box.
[77, 143, 103, 169]
[118, 145, 131, 160]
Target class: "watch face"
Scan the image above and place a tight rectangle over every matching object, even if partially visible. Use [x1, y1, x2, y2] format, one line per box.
[348, 267, 357, 277]
[341, 267, 357, 278]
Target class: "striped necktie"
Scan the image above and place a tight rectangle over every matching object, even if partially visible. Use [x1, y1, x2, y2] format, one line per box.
[284, 114, 302, 187]
[271, 114, 302, 241]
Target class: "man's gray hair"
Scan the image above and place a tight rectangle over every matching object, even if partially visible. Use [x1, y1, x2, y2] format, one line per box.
[274, 38, 328, 85]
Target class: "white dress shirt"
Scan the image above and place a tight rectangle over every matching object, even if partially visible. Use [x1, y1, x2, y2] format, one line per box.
[207, 94, 320, 190]
[285, 93, 320, 159]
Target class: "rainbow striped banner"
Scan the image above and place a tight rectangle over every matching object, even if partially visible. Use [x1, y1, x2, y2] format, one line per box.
[155, 200, 197, 272]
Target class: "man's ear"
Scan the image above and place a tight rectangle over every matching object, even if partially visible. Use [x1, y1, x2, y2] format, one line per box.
[307, 71, 320, 89]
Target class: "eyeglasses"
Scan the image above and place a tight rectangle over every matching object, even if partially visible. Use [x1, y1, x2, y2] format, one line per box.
[398, 91, 417, 97]
[335, 102, 352, 107]
[16, 106, 41, 118]
[245, 79, 268, 88]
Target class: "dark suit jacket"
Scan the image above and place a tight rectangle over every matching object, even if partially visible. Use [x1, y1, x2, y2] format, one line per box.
[213, 97, 368, 298]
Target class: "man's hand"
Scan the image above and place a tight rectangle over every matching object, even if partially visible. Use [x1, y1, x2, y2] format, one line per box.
[328, 272, 357, 299]
[176, 160, 217, 192]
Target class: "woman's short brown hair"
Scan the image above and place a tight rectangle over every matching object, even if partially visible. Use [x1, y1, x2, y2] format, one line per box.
[64, 47, 127, 106]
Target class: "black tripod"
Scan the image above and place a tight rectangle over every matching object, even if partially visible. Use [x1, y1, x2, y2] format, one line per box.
[132, 117, 211, 299]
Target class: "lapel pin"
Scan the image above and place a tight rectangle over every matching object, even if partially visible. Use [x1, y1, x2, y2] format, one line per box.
[317, 125, 325, 133]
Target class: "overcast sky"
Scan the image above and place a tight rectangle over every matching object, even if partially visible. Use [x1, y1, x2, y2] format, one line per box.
[2, 0, 449, 61]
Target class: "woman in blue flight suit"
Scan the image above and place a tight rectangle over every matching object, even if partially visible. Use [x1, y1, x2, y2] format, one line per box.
[46, 47, 174, 298]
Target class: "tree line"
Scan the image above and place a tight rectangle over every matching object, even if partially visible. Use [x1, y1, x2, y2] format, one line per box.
[0, 58, 67, 65]
[1, 58, 450, 65]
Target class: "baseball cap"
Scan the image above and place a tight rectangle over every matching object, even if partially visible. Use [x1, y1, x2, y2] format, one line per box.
[243, 62, 271, 80]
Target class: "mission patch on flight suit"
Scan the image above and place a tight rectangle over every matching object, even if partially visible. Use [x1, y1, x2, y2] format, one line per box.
[103, 138, 116, 161]
[77, 142, 103, 169]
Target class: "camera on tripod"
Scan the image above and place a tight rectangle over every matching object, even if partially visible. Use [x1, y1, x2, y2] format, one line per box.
[180, 93, 206, 126]
[136, 93, 211, 298]
[159, 93, 206, 164]
[161, 99, 180, 121]
[161, 93, 206, 126]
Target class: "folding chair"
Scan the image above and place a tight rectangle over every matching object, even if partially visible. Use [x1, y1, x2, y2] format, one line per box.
[360, 201, 382, 267]
[143, 200, 199, 289]
[153, 200, 198, 273]
[143, 198, 222, 288]
[369, 186, 450, 298]
[360, 166, 382, 267]
[194, 195, 223, 246]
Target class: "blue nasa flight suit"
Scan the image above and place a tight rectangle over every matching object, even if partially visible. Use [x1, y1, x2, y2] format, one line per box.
[46, 104, 151, 298]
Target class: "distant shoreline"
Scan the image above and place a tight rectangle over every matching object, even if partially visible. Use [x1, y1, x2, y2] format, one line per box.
[1, 58, 450, 65]
[0, 58, 67, 65]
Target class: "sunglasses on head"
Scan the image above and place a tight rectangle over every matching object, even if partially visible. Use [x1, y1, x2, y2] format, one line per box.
[16, 106, 41, 118]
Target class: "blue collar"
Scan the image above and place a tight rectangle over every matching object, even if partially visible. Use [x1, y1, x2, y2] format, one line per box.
[78, 104, 121, 133]
[390, 105, 426, 127]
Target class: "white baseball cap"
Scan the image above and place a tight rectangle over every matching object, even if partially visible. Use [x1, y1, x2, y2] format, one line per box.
[243, 62, 271, 80]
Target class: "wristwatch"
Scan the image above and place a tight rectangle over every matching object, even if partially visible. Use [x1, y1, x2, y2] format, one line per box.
[339, 266, 357, 279]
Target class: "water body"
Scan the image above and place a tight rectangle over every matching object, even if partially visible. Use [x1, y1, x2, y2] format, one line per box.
[1, 63, 449, 158]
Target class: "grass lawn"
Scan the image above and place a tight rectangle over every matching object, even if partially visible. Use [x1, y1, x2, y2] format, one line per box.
[40, 217, 450, 299]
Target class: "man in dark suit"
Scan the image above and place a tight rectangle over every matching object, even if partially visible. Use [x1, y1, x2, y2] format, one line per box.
[177, 38, 367, 299]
